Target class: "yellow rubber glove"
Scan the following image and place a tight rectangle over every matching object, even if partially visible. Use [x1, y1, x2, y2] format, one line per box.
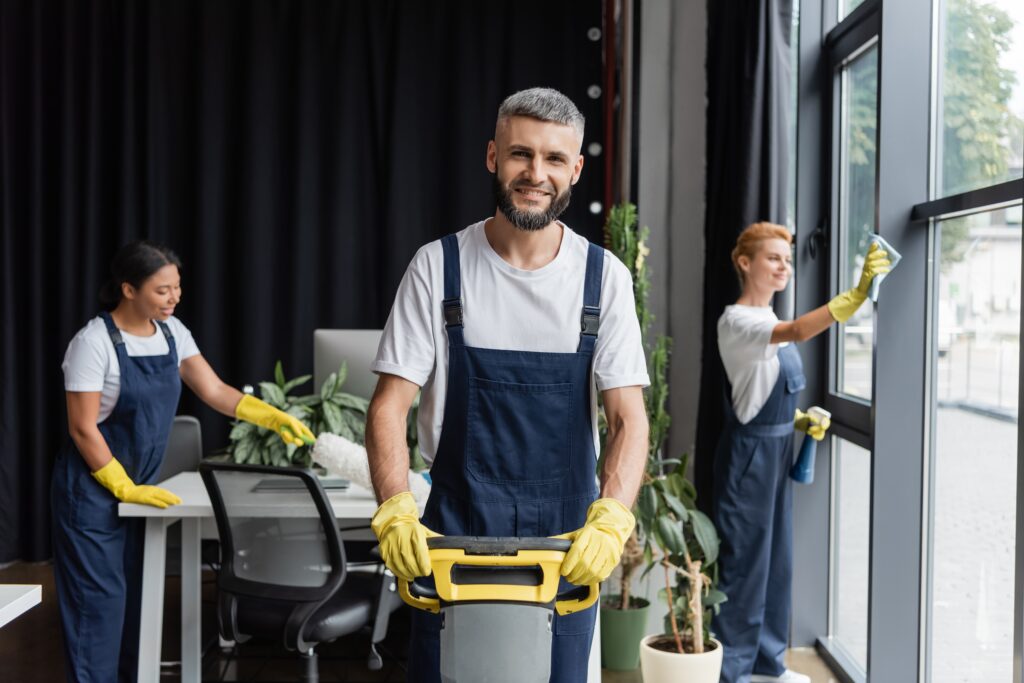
[92, 458, 182, 508]
[826, 242, 892, 323]
[794, 409, 831, 441]
[558, 498, 636, 586]
[370, 492, 437, 582]
[235, 394, 315, 446]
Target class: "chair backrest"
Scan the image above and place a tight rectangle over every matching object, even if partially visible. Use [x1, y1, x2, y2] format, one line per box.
[199, 462, 347, 647]
[158, 415, 203, 481]
[313, 329, 382, 400]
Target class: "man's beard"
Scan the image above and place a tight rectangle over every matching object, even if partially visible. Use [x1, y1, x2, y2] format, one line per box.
[492, 174, 572, 232]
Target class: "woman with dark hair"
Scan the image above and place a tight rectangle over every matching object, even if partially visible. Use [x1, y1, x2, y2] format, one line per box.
[712, 222, 890, 683]
[52, 241, 313, 682]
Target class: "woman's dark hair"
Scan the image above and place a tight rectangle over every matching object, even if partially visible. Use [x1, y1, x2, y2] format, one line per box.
[98, 241, 183, 310]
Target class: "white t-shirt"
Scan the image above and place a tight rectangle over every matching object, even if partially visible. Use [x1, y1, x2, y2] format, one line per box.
[717, 304, 787, 424]
[373, 220, 650, 464]
[62, 316, 200, 423]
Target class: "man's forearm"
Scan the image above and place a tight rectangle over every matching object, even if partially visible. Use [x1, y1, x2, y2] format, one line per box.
[366, 403, 414, 503]
[599, 413, 649, 507]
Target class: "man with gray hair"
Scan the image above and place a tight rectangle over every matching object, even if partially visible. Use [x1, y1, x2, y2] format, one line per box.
[364, 87, 650, 681]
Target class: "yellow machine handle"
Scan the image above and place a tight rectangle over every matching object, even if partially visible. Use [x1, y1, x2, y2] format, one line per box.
[398, 577, 441, 614]
[397, 536, 599, 614]
[555, 582, 599, 615]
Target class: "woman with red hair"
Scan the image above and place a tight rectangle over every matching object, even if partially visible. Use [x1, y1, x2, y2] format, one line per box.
[713, 222, 889, 683]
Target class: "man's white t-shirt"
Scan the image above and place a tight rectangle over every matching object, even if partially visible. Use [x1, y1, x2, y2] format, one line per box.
[373, 220, 650, 464]
[62, 316, 200, 423]
[717, 304, 787, 424]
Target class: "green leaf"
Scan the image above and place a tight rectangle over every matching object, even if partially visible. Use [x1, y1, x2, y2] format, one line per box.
[335, 362, 348, 393]
[320, 372, 337, 402]
[229, 421, 256, 440]
[331, 392, 370, 413]
[703, 589, 728, 608]
[274, 361, 286, 388]
[637, 485, 658, 522]
[259, 382, 286, 408]
[656, 516, 685, 555]
[340, 409, 366, 443]
[291, 394, 323, 407]
[322, 401, 344, 434]
[654, 458, 683, 468]
[689, 509, 719, 565]
[282, 374, 313, 395]
[661, 492, 690, 523]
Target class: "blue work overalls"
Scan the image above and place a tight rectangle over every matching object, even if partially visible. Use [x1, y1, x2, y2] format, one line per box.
[712, 342, 805, 683]
[407, 233, 603, 683]
[52, 312, 181, 683]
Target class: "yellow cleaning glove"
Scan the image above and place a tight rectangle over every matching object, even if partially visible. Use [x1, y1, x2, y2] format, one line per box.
[558, 498, 636, 586]
[235, 394, 315, 446]
[827, 242, 892, 323]
[370, 492, 437, 582]
[794, 408, 831, 442]
[92, 458, 182, 508]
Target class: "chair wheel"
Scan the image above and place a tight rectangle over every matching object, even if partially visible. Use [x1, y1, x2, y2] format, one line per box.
[367, 643, 383, 671]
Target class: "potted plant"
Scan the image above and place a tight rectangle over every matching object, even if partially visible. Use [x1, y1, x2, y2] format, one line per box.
[636, 452, 725, 683]
[598, 203, 665, 670]
[599, 203, 726, 677]
[226, 360, 424, 470]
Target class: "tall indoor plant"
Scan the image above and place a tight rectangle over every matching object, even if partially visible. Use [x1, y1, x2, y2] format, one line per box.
[599, 203, 671, 670]
[601, 203, 726, 678]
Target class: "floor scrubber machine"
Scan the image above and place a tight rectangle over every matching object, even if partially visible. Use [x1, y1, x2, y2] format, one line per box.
[399, 536, 598, 683]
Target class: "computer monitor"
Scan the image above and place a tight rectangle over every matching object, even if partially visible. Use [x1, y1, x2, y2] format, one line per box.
[312, 329, 383, 401]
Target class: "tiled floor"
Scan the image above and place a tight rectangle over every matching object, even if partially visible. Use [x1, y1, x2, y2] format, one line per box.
[0, 561, 840, 682]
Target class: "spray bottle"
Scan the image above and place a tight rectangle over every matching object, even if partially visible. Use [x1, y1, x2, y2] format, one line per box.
[790, 406, 831, 485]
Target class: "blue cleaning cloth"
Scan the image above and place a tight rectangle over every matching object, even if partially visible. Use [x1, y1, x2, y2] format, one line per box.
[868, 234, 901, 302]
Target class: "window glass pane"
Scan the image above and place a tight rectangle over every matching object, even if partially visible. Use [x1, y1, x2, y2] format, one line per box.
[839, 0, 867, 21]
[786, 2, 799, 229]
[830, 437, 871, 674]
[936, 0, 1024, 197]
[837, 44, 878, 400]
[927, 206, 1021, 682]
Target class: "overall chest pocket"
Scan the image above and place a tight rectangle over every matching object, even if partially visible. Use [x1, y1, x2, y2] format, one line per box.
[466, 377, 573, 485]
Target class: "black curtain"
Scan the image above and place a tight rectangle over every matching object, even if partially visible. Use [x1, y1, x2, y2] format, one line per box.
[0, 0, 605, 563]
[695, 0, 794, 509]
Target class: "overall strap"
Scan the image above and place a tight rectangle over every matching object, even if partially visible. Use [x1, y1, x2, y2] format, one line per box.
[440, 234, 465, 346]
[578, 242, 604, 354]
[156, 319, 179, 363]
[98, 311, 124, 347]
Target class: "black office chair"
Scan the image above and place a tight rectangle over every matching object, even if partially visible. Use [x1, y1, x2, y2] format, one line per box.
[158, 415, 203, 481]
[199, 461, 400, 682]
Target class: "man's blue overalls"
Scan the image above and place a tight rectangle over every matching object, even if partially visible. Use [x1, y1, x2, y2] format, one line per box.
[712, 342, 805, 683]
[52, 312, 181, 683]
[407, 234, 603, 683]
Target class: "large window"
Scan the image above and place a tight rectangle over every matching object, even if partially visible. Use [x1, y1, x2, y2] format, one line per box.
[936, 0, 1024, 198]
[836, 43, 878, 400]
[830, 437, 871, 673]
[923, 1, 1024, 681]
[797, 1, 1024, 681]
[926, 207, 1021, 683]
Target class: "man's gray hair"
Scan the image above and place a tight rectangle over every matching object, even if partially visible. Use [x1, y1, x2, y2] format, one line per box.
[497, 87, 585, 139]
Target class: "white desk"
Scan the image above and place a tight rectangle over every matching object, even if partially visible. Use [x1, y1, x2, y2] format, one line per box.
[0, 584, 42, 628]
[120, 470, 601, 683]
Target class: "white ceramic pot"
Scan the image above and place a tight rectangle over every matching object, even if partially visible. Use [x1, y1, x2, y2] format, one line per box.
[638, 634, 723, 683]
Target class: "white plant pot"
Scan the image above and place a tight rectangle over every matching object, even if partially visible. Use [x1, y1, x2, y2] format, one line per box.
[639, 634, 723, 683]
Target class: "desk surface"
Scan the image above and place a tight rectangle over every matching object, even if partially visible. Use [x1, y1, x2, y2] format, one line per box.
[0, 584, 42, 629]
[118, 471, 381, 519]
